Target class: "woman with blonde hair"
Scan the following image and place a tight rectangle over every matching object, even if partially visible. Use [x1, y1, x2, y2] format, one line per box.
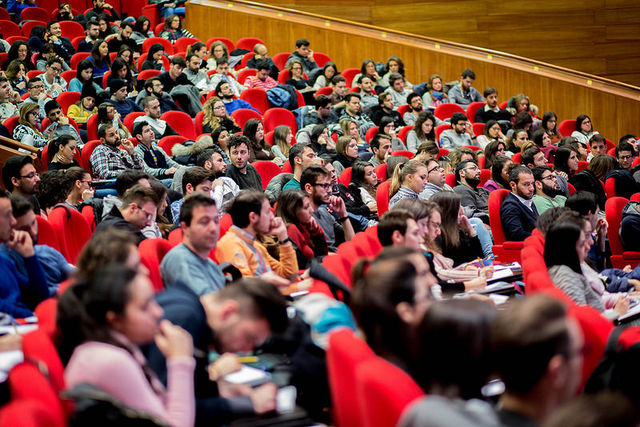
[340, 117, 370, 154]
[388, 159, 429, 209]
[201, 97, 241, 134]
[14, 103, 50, 148]
[332, 135, 359, 176]
[271, 125, 293, 165]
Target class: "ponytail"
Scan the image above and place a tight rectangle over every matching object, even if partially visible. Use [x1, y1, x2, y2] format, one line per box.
[389, 159, 425, 198]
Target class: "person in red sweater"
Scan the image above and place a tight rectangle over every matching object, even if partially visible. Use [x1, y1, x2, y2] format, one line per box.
[275, 189, 328, 269]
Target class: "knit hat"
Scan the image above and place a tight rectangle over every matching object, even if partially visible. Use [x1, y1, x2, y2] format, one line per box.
[80, 82, 98, 100]
[108, 78, 127, 95]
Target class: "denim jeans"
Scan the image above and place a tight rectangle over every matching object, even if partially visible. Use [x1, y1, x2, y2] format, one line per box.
[469, 217, 494, 260]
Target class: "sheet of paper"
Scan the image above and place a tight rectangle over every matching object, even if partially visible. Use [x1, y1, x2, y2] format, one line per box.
[223, 365, 269, 385]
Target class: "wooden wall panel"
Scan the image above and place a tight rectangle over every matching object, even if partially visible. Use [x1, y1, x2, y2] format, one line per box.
[258, 0, 640, 87]
[185, 0, 640, 142]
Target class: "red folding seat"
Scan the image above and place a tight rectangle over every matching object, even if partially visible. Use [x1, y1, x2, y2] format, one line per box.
[327, 329, 376, 427]
[445, 173, 455, 187]
[35, 216, 61, 252]
[312, 52, 332, 68]
[397, 125, 413, 144]
[356, 357, 425, 427]
[8, 362, 65, 427]
[235, 37, 264, 51]
[558, 119, 576, 137]
[123, 111, 146, 134]
[240, 88, 270, 114]
[252, 160, 282, 190]
[20, 6, 49, 21]
[375, 163, 387, 181]
[465, 101, 486, 124]
[434, 124, 450, 144]
[137, 69, 162, 81]
[434, 103, 465, 121]
[206, 37, 234, 52]
[55, 91, 81, 115]
[376, 180, 391, 216]
[168, 228, 183, 246]
[174, 37, 200, 54]
[473, 122, 485, 136]
[263, 107, 297, 133]
[604, 177, 617, 198]
[231, 108, 263, 129]
[488, 189, 524, 263]
[0, 398, 59, 426]
[391, 149, 414, 159]
[158, 135, 188, 157]
[161, 110, 196, 140]
[338, 167, 352, 186]
[365, 126, 378, 143]
[142, 37, 173, 54]
[322, 254, 353, 288]
[272, 52, 289, 70]
[26, 70, 44, 80]
[47, 205, 92, 264]
[606, 196, 640, 268]
[59, 20, 85, 40]
[0, 20, 21, 38]
[237, 68, 257, 85]
[139, 238, 174, 292]
[340, 68, 360, 87]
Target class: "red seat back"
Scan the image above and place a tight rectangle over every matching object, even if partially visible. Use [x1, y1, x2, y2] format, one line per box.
[173, 37, 200, 54]
[160, 110, 196, 140]
[312, 51, 332, 68]
[466, 101, 486, 124]
[357, 357, 425, 427]
[47, 205, 92, 264]
[558, 119, 576, 137]
[240, 88, 270, 114]
[22, 330, 66, 395]
[231, 108, 263, 129]
[86, 113, 99, 141]
[59, 20, 85, 39]
[604, 177, 617, 198]
[338, 167, 352, 186]
[36, 216, 61, 252]
[142, 37, 173, 54]
[365, 126, 378, 143]
[123, 111, 146, 134]
[391, 149, 414, 159]
[20, 7, 50, 22]
[263, 107, 297, 133]
[605, 196, 630, 256]
[237, 68, 257, 85]
[327, 329, 376, 427]
[138, 238, 174, 292]
[252, 161, 282, 190]
[340, 68, 360, 87]
[434, 103, 465, 120]
[435, 124, 451, 144]
[8, 362, 65, 427]
[206, 37, 234, 52]
[0, 20, 21, 38]
[168, 228, 184, 246]
[81, 204, 96, 231]
[375, 163, 387, 181]
[488, 189, 510, 245]
[397, 125, 413, 144]
[55, 91, 81, 115]
[376, 180, 392, 216]
[272, 52, 289, 70]
[235, 37, 265, 51]
[158, 135, 188, 156]
[80, 139, 101, 172]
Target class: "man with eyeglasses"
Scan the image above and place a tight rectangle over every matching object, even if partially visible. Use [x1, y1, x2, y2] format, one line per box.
[616, 140, 635, 173]
[439, 112, 478, 149]
[301, 165, 354, 252]
[215, 81, 258, 115]
[42, 57, 67, 98]
[44, 99, 83, 147]
[531, 166, 566, 214]
[93, 184, 159, 245]
[135, 78, 181, 114]
[1, 155, 41, 215]
[419, 159, 453, 200]
[21, 78, 48, 120]
[303, 94, 332, 128]
[453, 160, 490, 224]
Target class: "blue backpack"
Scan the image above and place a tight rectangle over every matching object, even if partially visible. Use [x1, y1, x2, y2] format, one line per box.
[267, 84, 293, 109]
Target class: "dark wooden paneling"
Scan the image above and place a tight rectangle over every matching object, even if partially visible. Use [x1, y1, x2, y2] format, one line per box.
[185, 0, 640, 142]
[258, 0, 640, 87]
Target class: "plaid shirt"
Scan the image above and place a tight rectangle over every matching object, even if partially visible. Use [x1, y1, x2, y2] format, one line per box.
[244, 76, 277, 90]
[90, 143, 144, 179]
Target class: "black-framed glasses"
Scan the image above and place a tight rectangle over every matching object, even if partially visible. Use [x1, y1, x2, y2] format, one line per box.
[427, 165, 443, 174]
[541, 175, 557, 181]
[20, 172, 39, 179]
[312, 183, 332, 190]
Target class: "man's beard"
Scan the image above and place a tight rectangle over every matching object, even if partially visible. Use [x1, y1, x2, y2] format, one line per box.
[542, 182, 562, 198]
[466, 177, 481, 188]
[221, 93, 233, 100]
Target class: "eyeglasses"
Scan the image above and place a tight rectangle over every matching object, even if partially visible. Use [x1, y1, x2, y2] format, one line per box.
[31, 85, 44, 89]
[427, 165, 443, 174]
[312, 183, 332, 190]
[620, 155, 633, 160]
[137, 206, 155, 221]
[541, 175, 557, 181]
[49, 67, 61, 73]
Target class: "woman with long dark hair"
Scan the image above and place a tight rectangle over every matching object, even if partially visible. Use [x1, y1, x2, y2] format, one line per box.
[553, 146, 579, 195]
[158, 14, 194, 44]
[275, 189, 328, 269]
[532, 128, 557, 163]
[406, 111, 436, 153]
[349, 160, 378, 215]
[87, 39, 111, 79]
[131, 16, 154, 47]
[69, 59, 103, 93]
[3, 41, 35, 71]
[378, 115, 407, 151]
[541, 111, 562, 144]
[58, 265, 196, 427]
[97, 102, 130, 139]
[141, 43, 166, 72]
[431, 192, 483, 266]
[483, 140, 507, 170]
[108, 57, 137, 95]
[483, 154, 513, 192]
[312, 62, 338, 90]
[380, 56, 412, 88]
[421, 74, 448, 109]
[352, 59, 380, 87]
[476, 120, 505, 149]
[47, 136, 80, 170]
[243, 118, 273, 162]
